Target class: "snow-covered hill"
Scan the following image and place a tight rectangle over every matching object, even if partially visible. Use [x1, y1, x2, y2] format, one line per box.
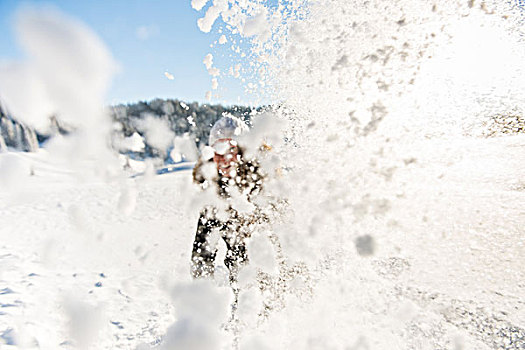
[0, 133, 523, 349]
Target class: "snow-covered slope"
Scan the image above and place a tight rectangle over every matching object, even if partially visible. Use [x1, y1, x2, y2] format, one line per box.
[0, 151, 197, 349]
[0, 134, 523, 349]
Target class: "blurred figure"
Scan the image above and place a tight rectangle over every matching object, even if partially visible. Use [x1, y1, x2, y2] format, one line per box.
[191, 115, 267, 283]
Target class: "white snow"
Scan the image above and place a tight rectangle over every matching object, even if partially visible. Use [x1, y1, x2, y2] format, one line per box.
[134, 114, 175, 151]
[0, 133, 524, 349]
[0, 153, 32, 191]
[197, 0, 228, 33]
[115, 132, 145, 153]
[238, 111, 285, 160]
[0, 6, 122, 185]
[0, 6, 117, 131]
[154, 281, 231, 350]
[203, 53, 214, 70]
[208, 67, 220, 77]
[0, 153, 200, 348]
[200, 146, 215, 161]
[171, 135, 199, 162]
[163, 71, 175, 80]
[203, 53, 221, 79]
[191, 0, 209, 12]
[63, 297, 106, 349]
[242, 9, 270, 40]
[247, 231, 277, 273]
[117, 182, 137, 216]
[0, 1, 524, 349]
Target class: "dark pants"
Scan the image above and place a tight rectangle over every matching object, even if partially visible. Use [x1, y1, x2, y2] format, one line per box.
[191, 207, 249, 282]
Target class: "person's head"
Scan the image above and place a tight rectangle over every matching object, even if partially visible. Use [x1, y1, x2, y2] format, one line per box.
[209, 115, 249, 177]
[212, 138, 240, 177]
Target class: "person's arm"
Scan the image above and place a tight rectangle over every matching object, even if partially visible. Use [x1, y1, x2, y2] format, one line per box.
[192, 158, 205, 184]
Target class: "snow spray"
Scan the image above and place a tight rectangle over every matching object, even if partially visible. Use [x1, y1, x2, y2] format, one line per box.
[191, 0, 525, 348]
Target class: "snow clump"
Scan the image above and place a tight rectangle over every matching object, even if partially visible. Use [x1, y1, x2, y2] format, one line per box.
[134, 114, 175, 151]
[0, 6, 117, 132]
[154, 280, 231, 350]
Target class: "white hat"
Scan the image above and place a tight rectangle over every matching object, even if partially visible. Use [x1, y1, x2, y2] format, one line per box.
[208, 114, 249, 146]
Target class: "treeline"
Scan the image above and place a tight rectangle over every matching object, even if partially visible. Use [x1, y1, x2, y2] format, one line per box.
[0, 103, 39, 152]
[0, 98, 260, 163]
[109, 98, 258, 162]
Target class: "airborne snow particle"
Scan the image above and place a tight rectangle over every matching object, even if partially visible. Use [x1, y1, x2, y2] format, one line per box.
[164, 71, 175, 80]
[208, 67, 220, 77]
[160, 281, 230, 349]
[355, 235, 376, 256]
[135, 115, 175, 150]
[203, 53, 213, 69]
[218, 34, 227, 44]
[171, 135, 199, 162]
[191, 0, 209, 11]
[63, 297, 104, 349]
[0, 6, 117, 131]
[242, 8, 270, 39]
[118, 132, 145, 153]
[196, 1, 227, 33]
[248, 232, 277, 272]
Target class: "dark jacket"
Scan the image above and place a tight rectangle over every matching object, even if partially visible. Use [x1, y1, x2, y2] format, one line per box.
[191, 148, 267, 279]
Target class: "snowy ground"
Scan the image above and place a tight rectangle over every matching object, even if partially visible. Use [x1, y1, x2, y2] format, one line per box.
[0, 151, 197, 349]
[0, 133, 523, 349]
[0, 1, 524, 349]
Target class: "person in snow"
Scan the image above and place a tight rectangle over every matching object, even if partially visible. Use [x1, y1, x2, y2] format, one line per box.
[191, 115, 268, 282]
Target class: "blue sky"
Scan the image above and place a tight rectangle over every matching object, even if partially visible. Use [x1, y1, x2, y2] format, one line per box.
[0, 0, 253, 106]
